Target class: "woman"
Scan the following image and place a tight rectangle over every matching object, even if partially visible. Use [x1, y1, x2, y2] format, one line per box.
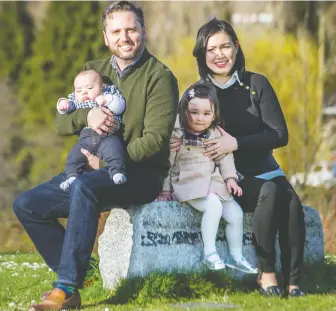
[173, 18, 306, 297]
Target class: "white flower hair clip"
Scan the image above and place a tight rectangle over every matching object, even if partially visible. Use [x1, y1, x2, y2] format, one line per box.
[188, 88, 195, 98]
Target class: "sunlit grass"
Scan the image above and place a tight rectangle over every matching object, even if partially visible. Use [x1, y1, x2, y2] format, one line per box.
[0, 252, 335, 311]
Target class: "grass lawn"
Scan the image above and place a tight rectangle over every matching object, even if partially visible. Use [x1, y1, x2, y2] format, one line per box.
[0, 252, 335, 311]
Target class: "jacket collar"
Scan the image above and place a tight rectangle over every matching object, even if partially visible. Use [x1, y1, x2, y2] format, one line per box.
[173, 116, 210, 141]
[110, 46, 146, 78]
[207, 70, 242, 89]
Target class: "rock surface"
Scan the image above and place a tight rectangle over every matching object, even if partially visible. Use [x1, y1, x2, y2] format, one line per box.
[98, 202, 324, 289]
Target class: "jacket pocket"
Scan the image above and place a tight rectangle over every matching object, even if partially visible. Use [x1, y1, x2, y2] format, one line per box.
[177, 169, 203, 184]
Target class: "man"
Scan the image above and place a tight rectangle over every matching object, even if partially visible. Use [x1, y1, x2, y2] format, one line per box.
[13, 1, 179, 310]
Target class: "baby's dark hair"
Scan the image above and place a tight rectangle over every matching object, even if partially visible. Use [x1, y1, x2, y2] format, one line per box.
[75, 70, 104, 87]
[178, 81, 221, 130]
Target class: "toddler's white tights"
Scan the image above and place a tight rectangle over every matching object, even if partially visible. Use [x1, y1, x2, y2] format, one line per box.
[188, 193, 244, 261]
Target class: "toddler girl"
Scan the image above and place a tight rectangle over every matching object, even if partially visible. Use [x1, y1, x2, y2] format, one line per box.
[157, 81, 257, 274]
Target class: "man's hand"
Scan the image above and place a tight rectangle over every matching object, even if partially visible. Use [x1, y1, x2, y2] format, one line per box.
[170, 136, 182, 152]
[81, 148, 100, 170]
[87, 107, 118, 135]
[156, 192, 173, 201]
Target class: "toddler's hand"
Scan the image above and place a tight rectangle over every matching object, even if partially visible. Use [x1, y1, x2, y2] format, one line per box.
[226, 178, 243, 196]
[156, 192, 173, 201]
[58, 99, 70, 112]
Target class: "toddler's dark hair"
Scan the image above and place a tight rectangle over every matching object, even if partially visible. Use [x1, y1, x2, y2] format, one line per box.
[178, 81, 221, 130]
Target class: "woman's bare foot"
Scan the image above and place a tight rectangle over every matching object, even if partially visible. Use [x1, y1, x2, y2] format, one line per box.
[257, 272, 282, 297]
[259, 272, 278, 289]
[288, 285, 298, 292]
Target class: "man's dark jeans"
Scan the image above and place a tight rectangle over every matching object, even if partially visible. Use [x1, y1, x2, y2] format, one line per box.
[13, 167, 161, 288]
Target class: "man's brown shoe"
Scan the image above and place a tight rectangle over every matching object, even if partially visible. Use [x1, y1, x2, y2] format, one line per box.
[28, 288, 81, 310]
[41, 278, 94, 300]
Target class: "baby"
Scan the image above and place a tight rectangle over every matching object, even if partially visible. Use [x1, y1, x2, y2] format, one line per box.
[57, 69, 126, 190]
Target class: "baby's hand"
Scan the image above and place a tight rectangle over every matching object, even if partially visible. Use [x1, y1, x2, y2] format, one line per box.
[58, 99, 70, 112]
[95, 95, 107, 107]
[226, 178, 243, 196]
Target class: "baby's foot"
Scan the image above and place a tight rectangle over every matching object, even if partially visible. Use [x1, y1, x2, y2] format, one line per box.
[60, 177, 77, 191]
[113, 173, 127, 185]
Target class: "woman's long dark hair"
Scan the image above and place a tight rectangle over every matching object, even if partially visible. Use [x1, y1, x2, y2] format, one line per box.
[193, 18, 245, 79]
[178, 81, 221, 130]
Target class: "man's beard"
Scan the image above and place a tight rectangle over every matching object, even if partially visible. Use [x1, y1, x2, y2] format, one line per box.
[112, 42, 144, 61]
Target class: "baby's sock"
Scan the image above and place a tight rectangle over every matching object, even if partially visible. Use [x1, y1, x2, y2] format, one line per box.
[112, 173, 127, 184]
[60, 176, 77, 191]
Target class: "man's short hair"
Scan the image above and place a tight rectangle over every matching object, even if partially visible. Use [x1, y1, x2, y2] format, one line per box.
[102, 1, 144, 29]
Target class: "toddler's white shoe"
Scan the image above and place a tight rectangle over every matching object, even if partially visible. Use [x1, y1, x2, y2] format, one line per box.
[202, 251, 226, 270]
[226, 255, 258, 274]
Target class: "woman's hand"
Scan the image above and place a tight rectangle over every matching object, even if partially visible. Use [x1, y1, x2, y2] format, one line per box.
[156, 192, 173, 201]
[170, 135, 182, 152]
[81, 148, 100, 170]
[203, 126, 238, 160]
[226, 178, 243, 196]
[87, 107, 119, 135]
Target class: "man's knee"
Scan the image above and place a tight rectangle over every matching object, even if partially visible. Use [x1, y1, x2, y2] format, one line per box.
[69, 176, 98, 205]
[13, 192, 31, 218]
[70, 177, 90, 194]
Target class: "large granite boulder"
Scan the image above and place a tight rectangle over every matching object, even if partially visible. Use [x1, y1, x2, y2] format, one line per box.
[98, 202, 324, 289]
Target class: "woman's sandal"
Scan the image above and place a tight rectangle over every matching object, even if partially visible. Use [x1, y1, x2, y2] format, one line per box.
[288, 287, 305, 297]
[257, 273, 282, 297]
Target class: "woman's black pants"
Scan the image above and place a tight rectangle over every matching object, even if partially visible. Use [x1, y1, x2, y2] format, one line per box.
[235, 175, 306, 286]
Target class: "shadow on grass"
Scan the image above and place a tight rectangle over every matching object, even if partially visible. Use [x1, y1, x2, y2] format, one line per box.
[96, 271, 257, 307]
[83, 257, 336, 308]
[298, 257, 336, 294]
